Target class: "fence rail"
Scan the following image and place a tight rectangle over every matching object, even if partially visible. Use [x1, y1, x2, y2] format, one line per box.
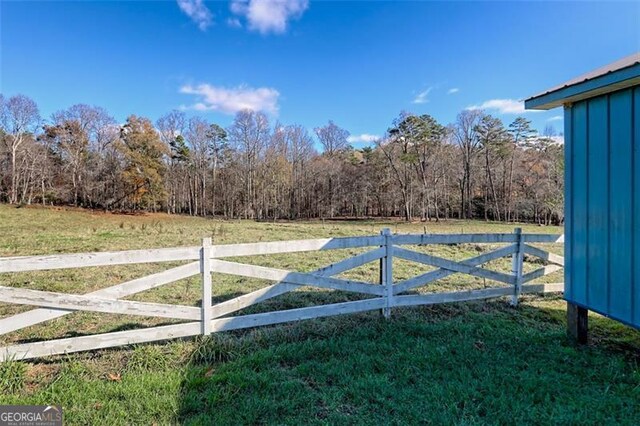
[0, 228, 564, 361]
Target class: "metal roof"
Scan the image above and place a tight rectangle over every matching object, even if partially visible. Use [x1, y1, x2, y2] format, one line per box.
[525, 52, 640, 110]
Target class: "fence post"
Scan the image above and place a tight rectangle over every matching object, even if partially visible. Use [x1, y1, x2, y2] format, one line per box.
[510, 228, 524, 306]
[201, 237, 212, 335]
[381, 228, 393, 318]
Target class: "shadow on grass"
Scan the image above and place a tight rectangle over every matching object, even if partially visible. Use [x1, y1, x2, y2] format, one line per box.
[177, 296, 640, 425]
[211, 292, 246, 305]
[11, 322, 182, 345]
[1, 294, 638, 424]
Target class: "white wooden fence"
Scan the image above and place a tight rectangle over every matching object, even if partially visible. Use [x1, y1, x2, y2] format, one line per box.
[0, 228, 564, 361]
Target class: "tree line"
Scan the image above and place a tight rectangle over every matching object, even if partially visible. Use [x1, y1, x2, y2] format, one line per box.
[0, 94, 564, 224]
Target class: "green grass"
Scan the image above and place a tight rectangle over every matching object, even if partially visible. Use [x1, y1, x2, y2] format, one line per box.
[0, 204, 638, 425]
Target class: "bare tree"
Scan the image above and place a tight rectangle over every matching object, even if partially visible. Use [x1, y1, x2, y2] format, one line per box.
[452, 109, 483, 219]
[43, 121, 88, 205]
[314, 120, 350, 217]
[507, 117, 536, 221]
[0, 95, 41, 204]
[228, 110, 270, 219]
[378, 112, 416, 221]
[157, 110, 188, 214]
[284, 125, 315, 218]
[475, 114, 508, 221]
[186, 117, 212, 216]
[314, 120, 350, 156]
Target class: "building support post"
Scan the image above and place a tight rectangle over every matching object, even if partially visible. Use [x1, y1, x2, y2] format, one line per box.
[567, 302, 588, 344]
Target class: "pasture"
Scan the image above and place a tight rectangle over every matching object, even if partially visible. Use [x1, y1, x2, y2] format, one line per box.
[0, 204, 638, 425]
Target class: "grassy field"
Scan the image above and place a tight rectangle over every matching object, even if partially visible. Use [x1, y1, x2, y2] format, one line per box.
[0, 204, 638, 425]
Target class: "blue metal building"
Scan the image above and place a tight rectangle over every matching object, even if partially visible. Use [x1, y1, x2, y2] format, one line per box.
[525, 53, 640, 336]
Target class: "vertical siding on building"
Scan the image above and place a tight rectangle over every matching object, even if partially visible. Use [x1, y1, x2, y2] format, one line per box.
[564, 105, 573, 302]
[609, 90, 633, 320]
[570, 101, 589, 305]
[634, 87, 640, 325]
[587, 96, 608, 313]
[565, 87, 639, 328]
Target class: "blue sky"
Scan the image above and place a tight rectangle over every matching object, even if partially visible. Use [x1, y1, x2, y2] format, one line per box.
[1, 1, 639, 144]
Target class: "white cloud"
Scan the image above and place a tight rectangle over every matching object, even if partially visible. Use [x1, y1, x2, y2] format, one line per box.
[447, 88, 459, 95]
[227, 17, 242, 28]
[466, 98, 541, 115]
[347, 134, 380, 144]
[179, 83, 280, 115]
[230, 0, 309, 34]
[412, 87, 432, 104]
[177, 0, 213, 31]
[547, 115, 563, 122]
